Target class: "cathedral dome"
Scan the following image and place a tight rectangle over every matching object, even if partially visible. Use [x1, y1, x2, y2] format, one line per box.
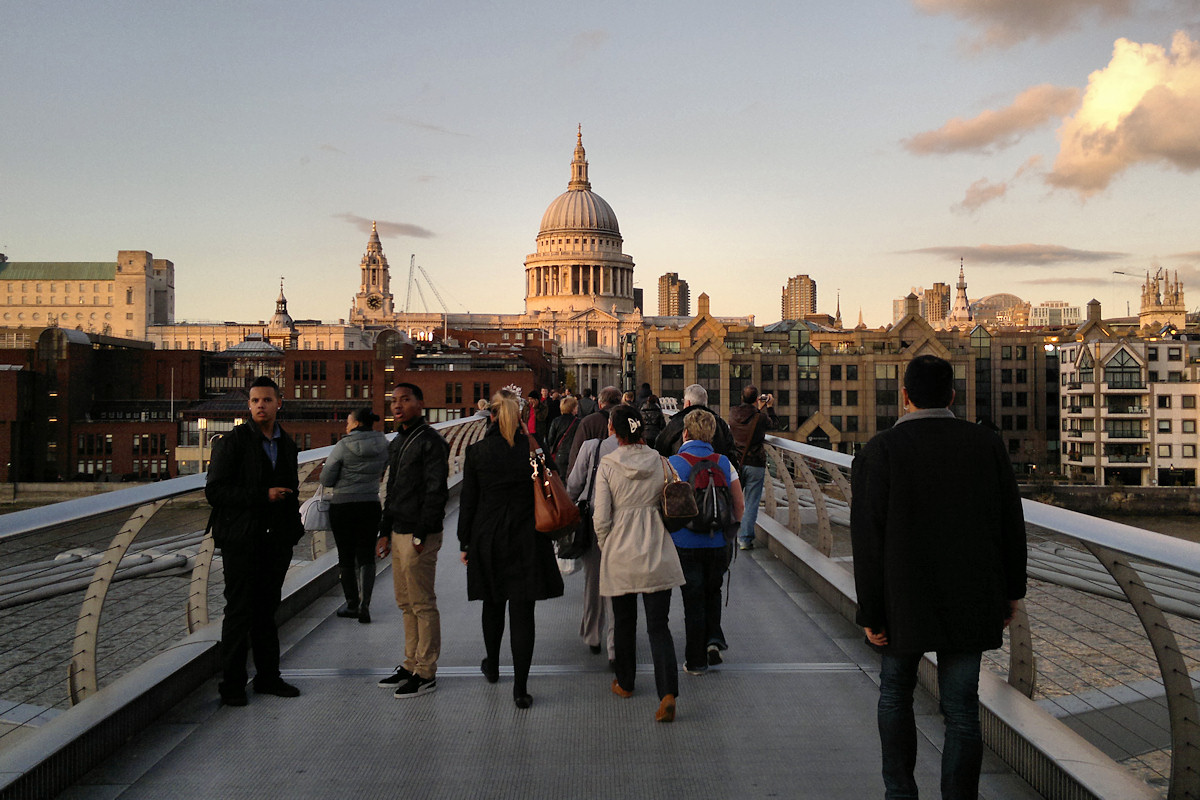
[537, 129, 621, 236]
[539, 189, 620, 235]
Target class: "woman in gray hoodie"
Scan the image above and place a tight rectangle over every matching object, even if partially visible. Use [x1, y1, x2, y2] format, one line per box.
[320, 407, 389, 623]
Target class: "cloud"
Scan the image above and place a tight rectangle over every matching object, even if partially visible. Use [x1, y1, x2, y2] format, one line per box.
[570, 29, 610, 56]
[955, 178, 1009, 212]
[334, 213, 435, 239]
[1020, 276, 1114, 287]
[903, 243, 1128, 265]
[952, 157, 1043, 213]
[904, 85, 1080, 154]
[1048, 31, 1200, 195]
[319, 144, 345, 154]
[1169, 251, 1200, 260]
[390, 117, 470, 137]
[913, 0, 1134, 48]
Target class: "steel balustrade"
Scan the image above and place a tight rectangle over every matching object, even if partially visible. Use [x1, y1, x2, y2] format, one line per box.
[0, 413, 488, 750]
[762, 435, 1199, 800]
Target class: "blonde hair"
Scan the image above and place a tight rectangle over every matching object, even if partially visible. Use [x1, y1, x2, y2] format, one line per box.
[560, 395, 578, 415]
[490, 389, 521, 446]
[683, 409, 716, 443]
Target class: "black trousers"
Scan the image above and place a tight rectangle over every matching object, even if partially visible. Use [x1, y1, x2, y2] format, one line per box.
[612, 589, 679, 699]
[678, 545, 731, 669]
[329, 501, 381, 608]
[220, 542, 291, 690]
[482, 599, 536, 695]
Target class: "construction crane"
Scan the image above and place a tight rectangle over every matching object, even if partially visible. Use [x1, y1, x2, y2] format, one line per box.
[401, 256, 470, 342]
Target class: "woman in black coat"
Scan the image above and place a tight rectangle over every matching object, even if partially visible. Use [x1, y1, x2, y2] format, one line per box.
[458, 390, 564, 709]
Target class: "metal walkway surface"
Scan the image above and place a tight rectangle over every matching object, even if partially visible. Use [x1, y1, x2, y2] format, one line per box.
[58, 510, 1042, 799]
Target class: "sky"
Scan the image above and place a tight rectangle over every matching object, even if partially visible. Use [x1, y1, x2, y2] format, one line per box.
[4, 0, 1200, 328]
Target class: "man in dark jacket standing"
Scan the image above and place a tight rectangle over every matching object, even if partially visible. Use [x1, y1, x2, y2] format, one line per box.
[728, 385, 776, 551]
[376, 383, 450, 699]
[654, 384, 736, 460]
[851, 355, 1026, 799]
[205, 376, 304, 706]
[566, 385, 621, 478]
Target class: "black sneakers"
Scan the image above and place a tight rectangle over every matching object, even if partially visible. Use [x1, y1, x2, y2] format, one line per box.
[393, 675, 437, 699]
[707, 644, 723, 666]
[378, 666, 415, 688]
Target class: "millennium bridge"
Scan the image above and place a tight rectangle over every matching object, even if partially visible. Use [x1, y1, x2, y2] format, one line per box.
[0, 413, 1196, 799]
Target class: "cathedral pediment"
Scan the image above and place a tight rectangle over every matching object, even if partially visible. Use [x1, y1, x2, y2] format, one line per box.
[568, 306, 621, 323]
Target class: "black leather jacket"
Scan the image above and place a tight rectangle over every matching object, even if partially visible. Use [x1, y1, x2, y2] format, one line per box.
[205, 422, 303, 551]
[379, 417, 450, 538]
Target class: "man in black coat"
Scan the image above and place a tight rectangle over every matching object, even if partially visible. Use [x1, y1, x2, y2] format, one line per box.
[851, 355, 1027, 799]
[205, 376, 304, 706]
[654, 384, 736, 460]
[565, 385, 621, 478]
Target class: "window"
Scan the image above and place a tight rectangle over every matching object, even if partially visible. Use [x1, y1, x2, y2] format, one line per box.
[1001, 346, 1012, 359]
[1015, 346, 1027, 359]
[1159, 445, 1172, 458]
[777, 364, 790, 381]
[1001, 415, 1013, 430]
[1157, 420, 1171, 433]
[1169, 372, 1183, 383]
[1015, 369, 1027, 383]
[1016, 392, 1028, 407]
[1148, 347, 1159, 361]
[1159, 396, 1172, 408]
[775, 389, 790, 405]
[1183, 420, 1196, 434]
[761, 364, 774, 382]
[845, 415, 858, 432]
[1168, 347, 1182, 361]
[1183, 444, 1197, 458]
[1184, 396, 1197, 409]
[830, 390, 842, 406]
[845, 390, 858, 406]
[657, 341, 681, 354]
[1001, 369, 1013, 384]
[1104, 349, 1142, 388]
[845, 365, 858, 380]
[1001, 392, 1013, 407]
[830, 365, 842, 380]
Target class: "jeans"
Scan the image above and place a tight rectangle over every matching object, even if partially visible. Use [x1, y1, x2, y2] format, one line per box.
[737, 465, 765, 545]
[677, 545, 730, 669]
[877, 651, 983, 800]
[611, 589, 678, 699]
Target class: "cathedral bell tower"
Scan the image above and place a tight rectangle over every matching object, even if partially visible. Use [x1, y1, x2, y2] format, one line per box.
[351, 221, 394, 324]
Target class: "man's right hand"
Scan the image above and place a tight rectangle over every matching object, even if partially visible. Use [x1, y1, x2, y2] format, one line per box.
[376, 536, 391, 558]
[268, 487, 293, 502]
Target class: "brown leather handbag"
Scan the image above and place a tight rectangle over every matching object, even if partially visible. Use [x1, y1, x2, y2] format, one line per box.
[528, 435, 580, 537]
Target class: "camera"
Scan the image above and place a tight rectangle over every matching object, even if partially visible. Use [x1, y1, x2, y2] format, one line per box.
[759, 394, 769, 404]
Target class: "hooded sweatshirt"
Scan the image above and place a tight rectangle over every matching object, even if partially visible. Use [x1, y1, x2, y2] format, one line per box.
[591, 442, 686, 597]
[320, 429, 390, 504]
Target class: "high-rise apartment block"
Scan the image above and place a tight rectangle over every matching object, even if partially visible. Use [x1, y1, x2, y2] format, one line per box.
[657, 273, 689, 316]
[781, 274, 817, 320]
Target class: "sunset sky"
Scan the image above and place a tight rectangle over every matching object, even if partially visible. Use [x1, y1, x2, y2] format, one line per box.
[5, 1, 1199, 327]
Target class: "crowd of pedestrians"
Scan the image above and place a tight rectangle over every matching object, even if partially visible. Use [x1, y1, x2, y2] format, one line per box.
[204, 361, 1026, 795]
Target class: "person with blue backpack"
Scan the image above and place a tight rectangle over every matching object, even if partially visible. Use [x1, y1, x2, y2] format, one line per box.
[667, 409, 744, 675]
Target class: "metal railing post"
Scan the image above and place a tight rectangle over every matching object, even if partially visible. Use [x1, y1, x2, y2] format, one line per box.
[68, 499, 169, 704]
[792, 454, 833, 556]
[764, 445, 802, 537]
[1006, 600, 1036, 698]
[1083, 542, 1200, 800]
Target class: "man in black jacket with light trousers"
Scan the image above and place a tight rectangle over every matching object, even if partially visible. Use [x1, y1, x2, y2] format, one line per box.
[851, 355, 1027, 799]
[205, 376, 304, 707]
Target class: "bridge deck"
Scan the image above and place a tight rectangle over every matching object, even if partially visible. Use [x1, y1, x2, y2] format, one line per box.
[59, 511, 1041, 799]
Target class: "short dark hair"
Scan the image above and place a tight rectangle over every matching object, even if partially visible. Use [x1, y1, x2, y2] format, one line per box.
[903, 355, 954, 409]
[393, 382, 423, 402]
[610, 405, 644, 443]
[741, 385, 759, 404]
[350, 407, 379, 429]
[250, 376, 280, 396]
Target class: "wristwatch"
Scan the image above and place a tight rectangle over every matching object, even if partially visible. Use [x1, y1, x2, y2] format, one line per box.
[413, 536, 423, 547]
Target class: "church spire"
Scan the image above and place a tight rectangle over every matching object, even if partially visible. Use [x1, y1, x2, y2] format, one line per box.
[834, 290, 843, 328]
[569, 124, 591, 191]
